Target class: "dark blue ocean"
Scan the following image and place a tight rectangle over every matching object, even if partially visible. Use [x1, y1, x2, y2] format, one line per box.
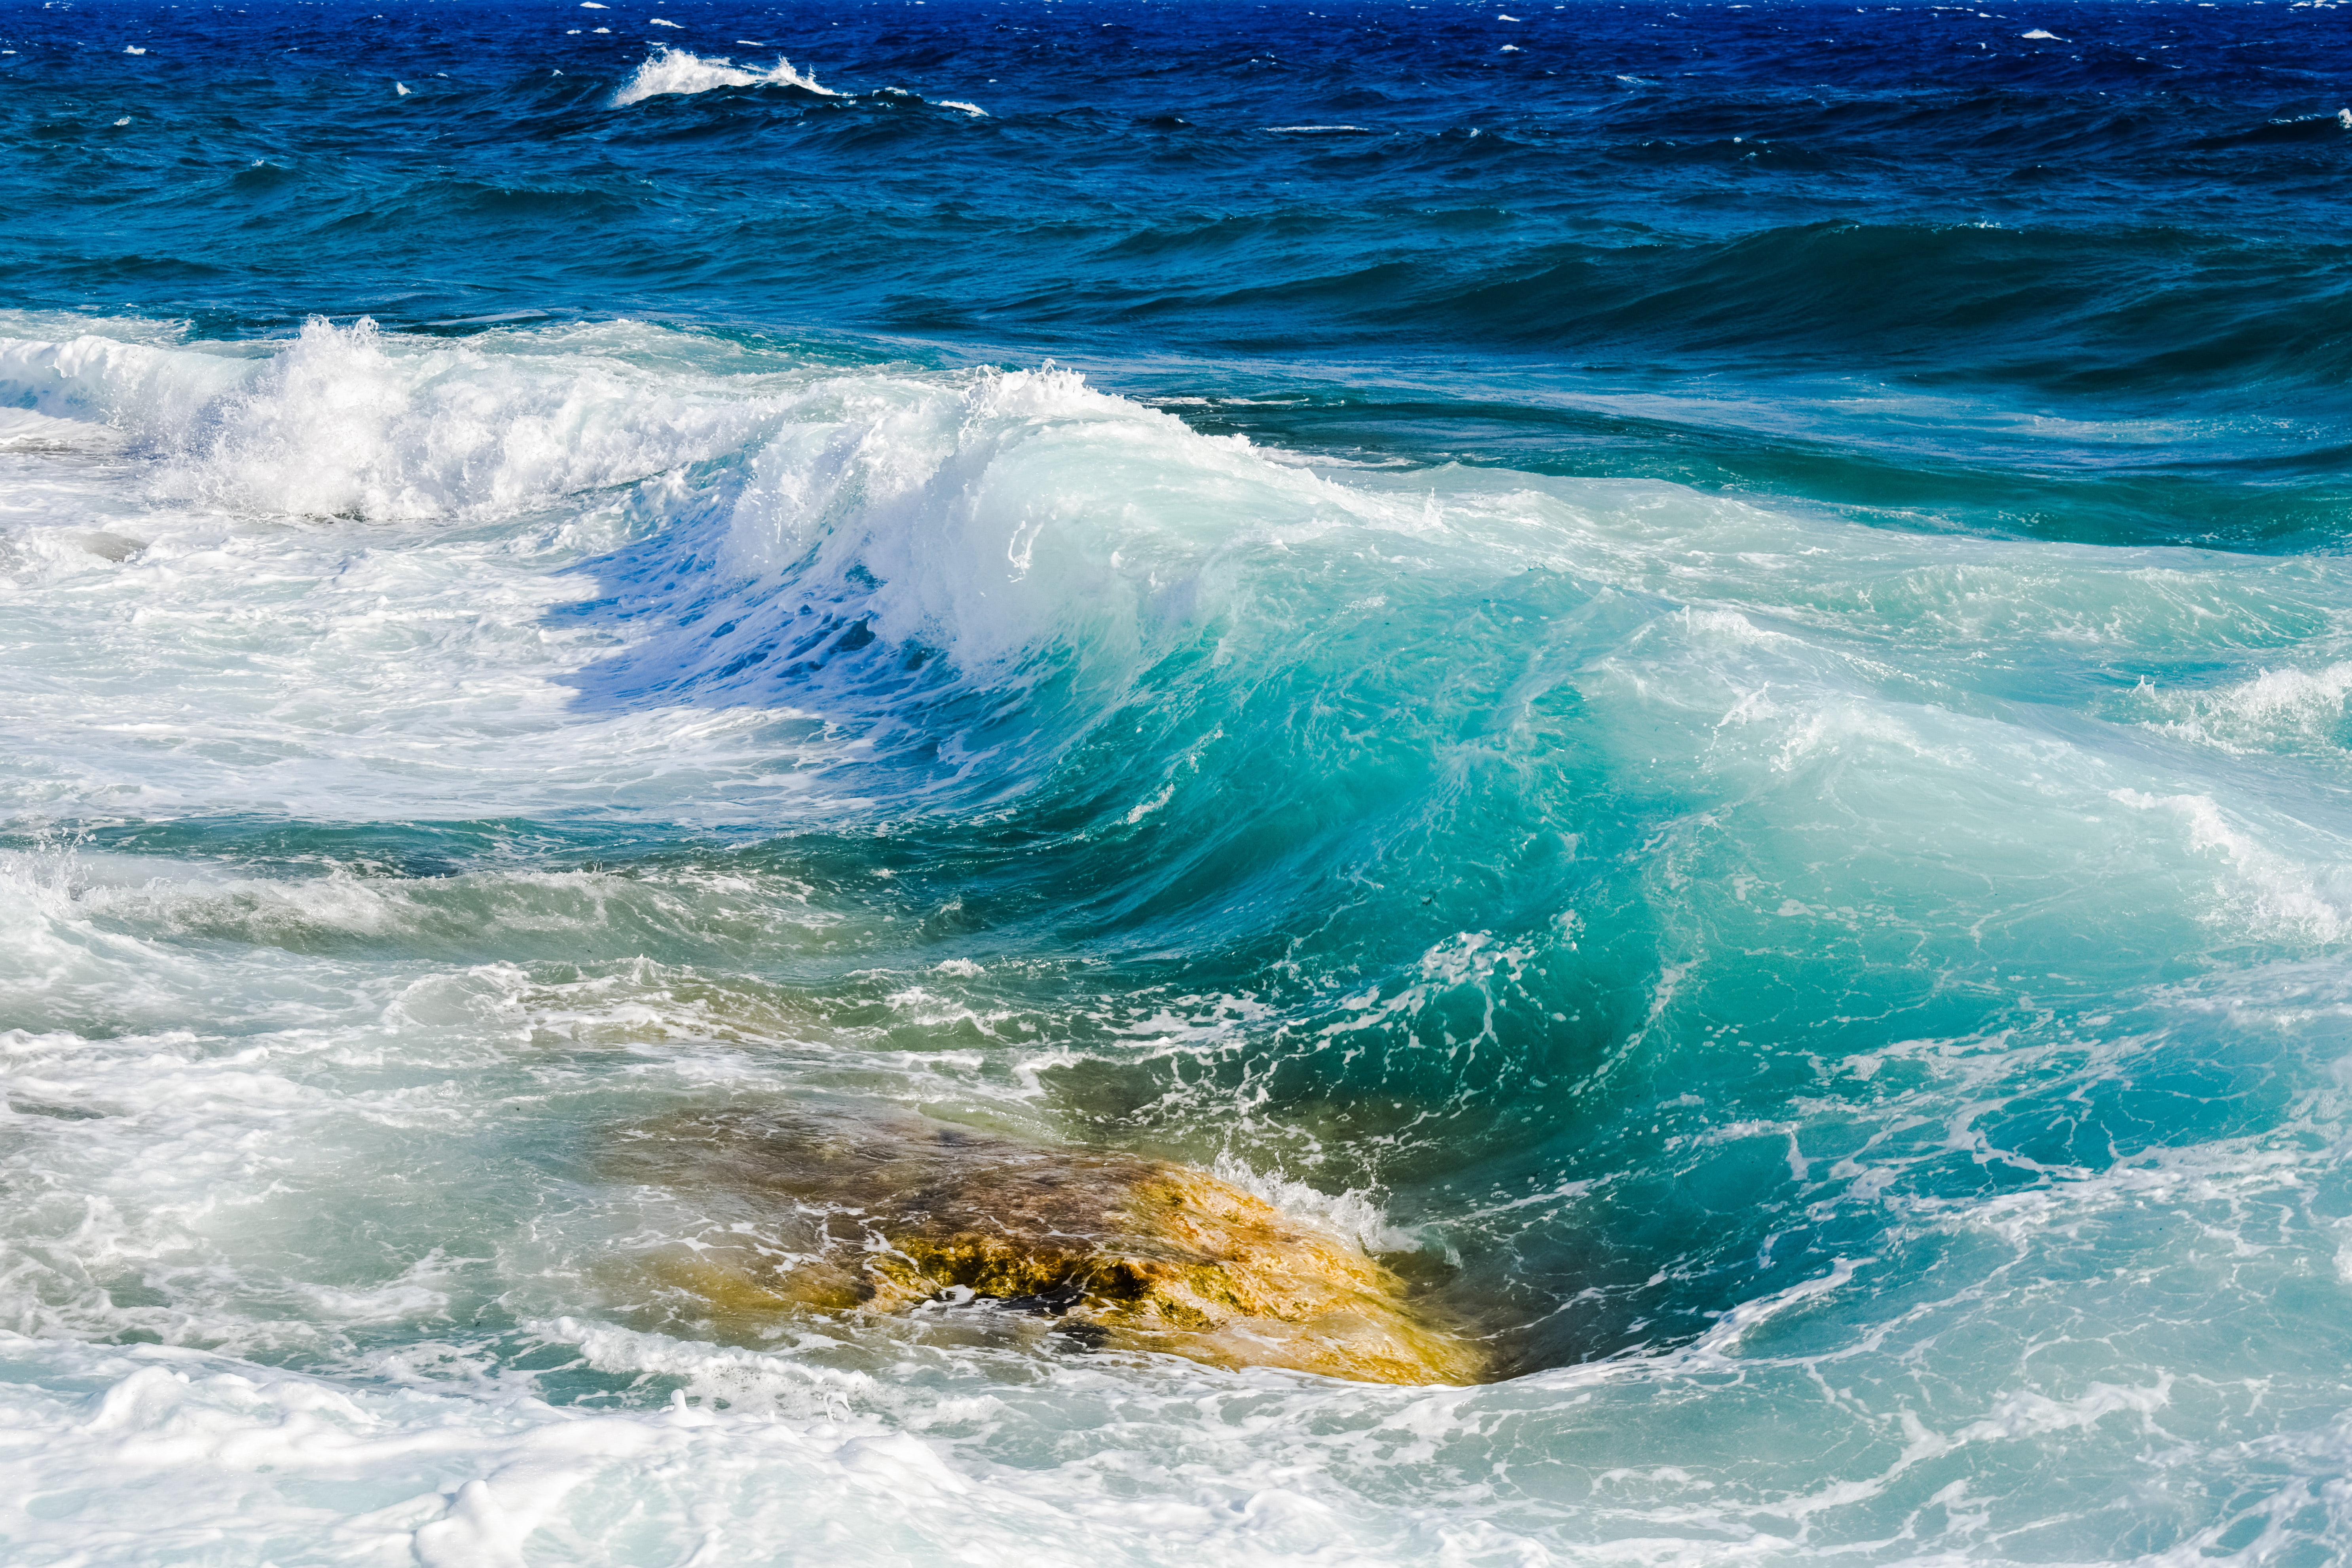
[4, 2, 2352, 1562]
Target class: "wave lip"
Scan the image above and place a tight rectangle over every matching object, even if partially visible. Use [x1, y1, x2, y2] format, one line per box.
[612, 46, 840, 108]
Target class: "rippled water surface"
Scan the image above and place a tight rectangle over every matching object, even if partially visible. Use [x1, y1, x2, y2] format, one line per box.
[5, 1, 2352, 1563]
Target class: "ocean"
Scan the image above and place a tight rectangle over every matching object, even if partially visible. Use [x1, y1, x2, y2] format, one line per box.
[4, 0, 2352, 1561]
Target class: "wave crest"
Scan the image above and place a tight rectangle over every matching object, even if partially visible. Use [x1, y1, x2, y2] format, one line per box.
[612, 47, 839, 107]
[0, 317, 789, 521]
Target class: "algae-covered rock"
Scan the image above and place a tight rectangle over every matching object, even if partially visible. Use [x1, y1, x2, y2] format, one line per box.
[605, 1102, 1483, 1385]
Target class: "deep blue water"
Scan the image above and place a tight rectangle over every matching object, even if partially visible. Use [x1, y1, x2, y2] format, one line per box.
[10, 0, 2352, 554]
[4, 4, 2352, 1564]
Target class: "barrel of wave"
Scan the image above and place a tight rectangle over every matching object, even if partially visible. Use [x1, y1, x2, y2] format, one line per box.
[606, 1103, 1485, 1385]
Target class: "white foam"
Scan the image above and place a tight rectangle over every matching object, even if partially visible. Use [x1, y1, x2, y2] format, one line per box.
[2111, 788, 2352, 944]
[612, 46, 840, 106]
[1209, 1158, 1417, 1253]
[0, 317, 785, 522]
[696, 364, 1376, 706]
[2134, 660, 2352, 756]
[2, 1326, 1590, 1566]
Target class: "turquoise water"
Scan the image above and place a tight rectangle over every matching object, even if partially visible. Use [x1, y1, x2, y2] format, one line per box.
[6, 2, 2352, 1563]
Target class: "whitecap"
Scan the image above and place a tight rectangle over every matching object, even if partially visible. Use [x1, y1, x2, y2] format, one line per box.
[938, 99, 986, 116]
[611, 46, 839, 106]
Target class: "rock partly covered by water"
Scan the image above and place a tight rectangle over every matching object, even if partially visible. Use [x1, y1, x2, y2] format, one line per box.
[607, 1103, 1483, 1386]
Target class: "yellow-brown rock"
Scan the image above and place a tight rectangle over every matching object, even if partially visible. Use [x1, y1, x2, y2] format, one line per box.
[604, 1101, 1483, 1385]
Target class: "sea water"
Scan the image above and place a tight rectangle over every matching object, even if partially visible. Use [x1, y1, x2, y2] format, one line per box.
[4, 1, 2352, 1562]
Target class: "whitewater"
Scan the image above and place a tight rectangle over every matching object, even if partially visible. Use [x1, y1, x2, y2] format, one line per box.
[8, 1, 2352, 1563]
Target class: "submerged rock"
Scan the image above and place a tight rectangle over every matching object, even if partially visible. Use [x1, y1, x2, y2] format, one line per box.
[605, 1102, 1483, 1386]
[78, 531, 146, 563]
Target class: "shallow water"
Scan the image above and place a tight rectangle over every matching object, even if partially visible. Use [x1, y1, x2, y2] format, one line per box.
[5, 2, 2352, 1563]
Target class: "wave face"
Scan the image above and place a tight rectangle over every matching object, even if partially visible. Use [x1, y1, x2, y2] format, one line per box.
[6, 3, 2352, 1565]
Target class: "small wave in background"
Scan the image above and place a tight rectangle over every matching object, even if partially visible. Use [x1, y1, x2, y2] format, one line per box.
[611, 46, 838, 106]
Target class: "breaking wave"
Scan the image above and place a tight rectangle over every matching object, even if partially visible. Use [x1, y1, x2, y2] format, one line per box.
[612, 46, 840, 107]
